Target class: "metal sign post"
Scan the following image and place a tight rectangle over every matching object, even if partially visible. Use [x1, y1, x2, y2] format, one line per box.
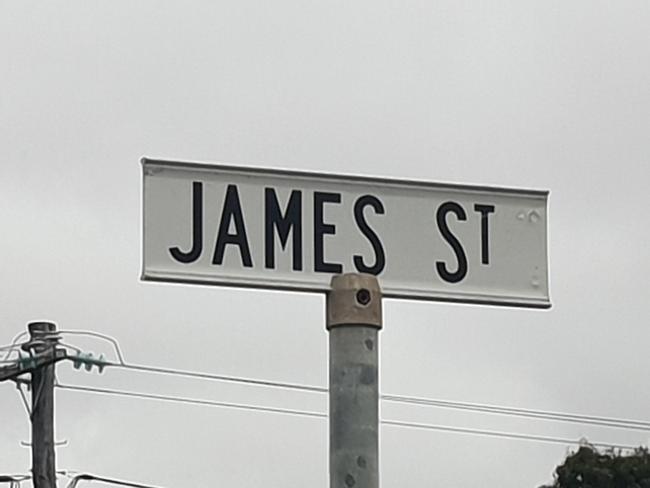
[327, 274, 382, 488]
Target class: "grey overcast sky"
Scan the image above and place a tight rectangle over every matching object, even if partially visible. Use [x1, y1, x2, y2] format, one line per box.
[1, 1, 649, 487]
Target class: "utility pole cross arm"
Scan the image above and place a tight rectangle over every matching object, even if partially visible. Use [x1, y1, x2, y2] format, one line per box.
[0, 348, 67, 383]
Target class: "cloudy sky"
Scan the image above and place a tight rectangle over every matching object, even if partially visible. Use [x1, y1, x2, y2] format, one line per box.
[1, 1, 649, 487]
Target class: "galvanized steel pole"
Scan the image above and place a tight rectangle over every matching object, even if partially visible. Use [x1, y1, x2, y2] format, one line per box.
[327, 273, 382, 488]
[24, 321, 59, 488]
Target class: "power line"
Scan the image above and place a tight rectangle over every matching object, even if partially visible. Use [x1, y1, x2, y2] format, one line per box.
[381, 394, 650, 431]
[83, 359, 650, 433]
[0, 474, 30, 488]
[53, 331, 650, 433]
[1, 332, 28, 360]
[104, 360, 328, 394]
[58, 331, 125, 364]
[381, 419, 639, 451]
[56, 383, 327, 420]
[65, 473, 164, 488]
[56, 382, 641, 451]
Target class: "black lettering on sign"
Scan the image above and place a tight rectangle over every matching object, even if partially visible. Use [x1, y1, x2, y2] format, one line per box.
[212, 184, 253, 268]
[169, 181, 204, 264]
[264, 188, 303, 271]
[353, 195, 386, 275]
[473, 204, 495, 265]
[436, 201, 468, 283]
[313, 191, 343, 273]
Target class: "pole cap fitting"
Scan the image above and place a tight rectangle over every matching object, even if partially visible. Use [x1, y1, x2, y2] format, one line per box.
[24, 321, 59, 352]
[28, 321, 57, 335]
[326, 273, 382, 330]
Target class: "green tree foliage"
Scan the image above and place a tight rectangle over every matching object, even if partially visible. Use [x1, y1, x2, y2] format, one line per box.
[540, 445, 650, 488]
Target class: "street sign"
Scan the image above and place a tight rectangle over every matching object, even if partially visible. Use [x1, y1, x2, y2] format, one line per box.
[142, 158, 550, 308]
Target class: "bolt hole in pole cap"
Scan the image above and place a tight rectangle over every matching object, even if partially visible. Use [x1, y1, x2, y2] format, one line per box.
[326, 273, 382, 330]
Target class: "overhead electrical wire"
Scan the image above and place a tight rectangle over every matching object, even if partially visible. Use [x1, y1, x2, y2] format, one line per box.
[0, 474, 30, 488]
[380, 394, 650, 431]
[103, 360, 328, 394]
[55, 382, 639, 451]
[53, 330, 650, 433]
[5, 330, 641, 475]
[0, 332, 28, 360]
[65, 473, 164, 488]
[381, 419, 638, 450]
[57, 331, 125, 364]
[84, 359, 650, 433]
[46, 331, 650, 438]
[56, 382, 327, 420]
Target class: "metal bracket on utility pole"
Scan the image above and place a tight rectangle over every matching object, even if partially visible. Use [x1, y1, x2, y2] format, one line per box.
[327, 273, 382, 488]
[0, 349, 68, 383]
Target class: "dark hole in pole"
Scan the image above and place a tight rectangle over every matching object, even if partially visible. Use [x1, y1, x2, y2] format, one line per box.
[356, 288, 371, 306]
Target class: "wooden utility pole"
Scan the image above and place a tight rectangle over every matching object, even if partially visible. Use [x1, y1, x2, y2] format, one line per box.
[23, 321, 60, 488]
[326, 274, 382, 488]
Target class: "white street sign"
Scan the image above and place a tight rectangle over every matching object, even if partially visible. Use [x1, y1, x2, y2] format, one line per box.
[142, 158, 550, 308]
